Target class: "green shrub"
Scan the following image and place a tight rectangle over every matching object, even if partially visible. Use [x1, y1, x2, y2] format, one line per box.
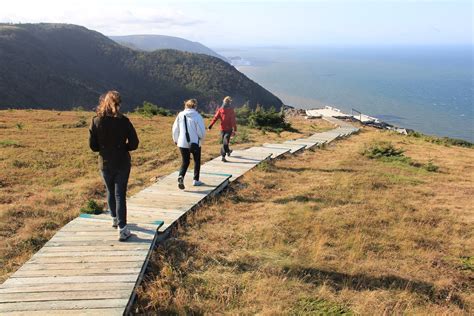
[257, 160, 275, 172]
[230, 128, 251, 144]
[408, 131, 473, 148]
[235, 103, 252, 125]
[236, 104, 291, 132]
[290, 297, 353, 315]
[460, 256, 474, 271]
[16, 123, 24, 130]
[424, 161, 439, 172]
[362, 141, 404, 159]
[0, 140, 22, 148]
[362, 141, 441, 172]
[12, 160, 29, 168]
[135, 101, 173, 117]
[62, 117, 87, 128]
[80, 199, 104, 215]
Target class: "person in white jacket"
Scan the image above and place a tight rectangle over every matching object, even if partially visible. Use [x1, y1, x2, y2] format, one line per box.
[172, 99, 206, 189]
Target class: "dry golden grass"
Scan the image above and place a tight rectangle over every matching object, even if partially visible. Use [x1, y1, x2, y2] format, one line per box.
[134, 127, 473, 315]
[0, 109, 331, 282]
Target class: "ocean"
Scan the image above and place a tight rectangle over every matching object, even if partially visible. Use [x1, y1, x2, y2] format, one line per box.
[217, 46, 473, 142]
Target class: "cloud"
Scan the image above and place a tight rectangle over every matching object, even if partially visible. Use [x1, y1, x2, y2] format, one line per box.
[0, 0, 204, 35]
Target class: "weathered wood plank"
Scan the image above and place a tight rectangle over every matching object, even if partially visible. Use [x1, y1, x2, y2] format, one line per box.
[12, 268, 142, 278]
[35, 250, 148, 257]
[2, 308, 123, 316]
[16, 261, 143, 271]
[263, 143, 306, 154]
[0, 290, 131, 303]
[27, 255, 147, 264]
[0, 282, 135, 294]
[2, 275, 137, 287]
[0, 299, 129, 313]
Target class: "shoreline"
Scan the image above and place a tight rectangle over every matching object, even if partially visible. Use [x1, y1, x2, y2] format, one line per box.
[285, 104, 473, 146]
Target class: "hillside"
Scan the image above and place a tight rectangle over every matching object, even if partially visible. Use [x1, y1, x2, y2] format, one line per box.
[0, 23, 282, 111]
[110, 34, 228, 62]
[135, 127, 473, 314]
[1, 110, 472, 313]
[0, 109, 331, 283]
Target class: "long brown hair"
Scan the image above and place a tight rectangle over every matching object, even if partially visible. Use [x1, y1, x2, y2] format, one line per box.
[97, 91, 122, 117]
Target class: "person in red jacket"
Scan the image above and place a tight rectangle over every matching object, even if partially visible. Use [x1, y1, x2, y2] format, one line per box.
[208, 96, 237, 162]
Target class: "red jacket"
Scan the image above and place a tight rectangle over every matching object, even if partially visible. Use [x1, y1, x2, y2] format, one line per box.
[209, 107, 237, 132]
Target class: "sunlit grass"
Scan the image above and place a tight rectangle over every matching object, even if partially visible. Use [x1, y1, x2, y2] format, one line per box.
[135, 128, 473, 314]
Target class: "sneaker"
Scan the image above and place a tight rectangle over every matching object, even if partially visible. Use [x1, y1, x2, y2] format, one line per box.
[178, 176, 185, 190]
[221, 156, 227, 162]
[227, 149, 233, 157]
[193, 180, 204, 186]
[119, 226, 132, 242]
[112, 217, 118, 229]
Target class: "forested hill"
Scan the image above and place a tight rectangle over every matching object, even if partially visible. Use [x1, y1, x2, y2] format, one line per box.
[110, 34, 228, 62]
[0, 23, 282, 111]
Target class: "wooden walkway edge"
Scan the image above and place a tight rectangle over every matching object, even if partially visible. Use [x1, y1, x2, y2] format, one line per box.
[0, 117, 359, 315]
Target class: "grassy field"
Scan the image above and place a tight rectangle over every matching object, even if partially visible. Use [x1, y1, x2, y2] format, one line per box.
[133, 128, 473, 314]
[0, 109, 331, 282]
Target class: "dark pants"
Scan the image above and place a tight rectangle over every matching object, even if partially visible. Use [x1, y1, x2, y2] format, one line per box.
[220, 130, 232, 157]
[179, 147, 201, 181]
[101, 166, 130, 229]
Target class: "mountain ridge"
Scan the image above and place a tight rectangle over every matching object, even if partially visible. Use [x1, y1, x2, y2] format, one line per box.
[110, 34, 228, 62]
[0, 23, 282, 111]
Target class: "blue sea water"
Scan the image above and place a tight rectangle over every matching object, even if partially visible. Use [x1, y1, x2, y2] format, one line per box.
[217, 46, 473, 142]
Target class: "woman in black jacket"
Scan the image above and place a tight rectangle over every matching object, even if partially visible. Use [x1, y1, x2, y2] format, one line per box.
[89, 91, 139, 241]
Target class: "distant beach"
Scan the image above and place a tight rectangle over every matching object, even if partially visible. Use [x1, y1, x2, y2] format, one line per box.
[218, 45, 474, 142]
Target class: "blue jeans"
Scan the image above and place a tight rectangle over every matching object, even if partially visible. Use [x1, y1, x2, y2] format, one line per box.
[101, 166, 130, 229]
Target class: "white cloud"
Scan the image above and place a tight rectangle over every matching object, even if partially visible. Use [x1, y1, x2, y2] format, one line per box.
[0, 0, 203, 35]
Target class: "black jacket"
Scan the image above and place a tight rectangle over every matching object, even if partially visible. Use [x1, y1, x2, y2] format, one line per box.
[89, 115, 139, 170]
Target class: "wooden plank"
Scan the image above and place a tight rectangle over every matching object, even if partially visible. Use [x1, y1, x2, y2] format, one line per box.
[0, 299, 129, 313]
[0, 283, 135, 294]
[244, 146, 290, 158]
[27, 255, 147, 264]
[0, 290, 131, 303]
[38, 245, 150, 253]
[263, 143, 306, 154]
[16, 261, 143, 271]
[0, 282, 135, 295]
[12, 267, 142, 278]
[2, 275, 137, 287]
[2, 308, 124, 316]
[35, 250, 148, 257]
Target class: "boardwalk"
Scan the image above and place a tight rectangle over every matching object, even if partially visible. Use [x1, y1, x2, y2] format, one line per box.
[0, 118, 359, 315]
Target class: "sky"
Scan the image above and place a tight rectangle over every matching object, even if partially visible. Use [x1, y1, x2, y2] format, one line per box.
[0, 0, 471, 47]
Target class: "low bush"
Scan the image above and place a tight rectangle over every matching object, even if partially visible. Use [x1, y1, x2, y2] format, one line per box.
[408, 131, 473, 148]
[236, 104, 291, 132]
[0, 140, 22, 148]
[80, 199, 104, 215]
[230, 128, 251, 144]
[362, 141, 404, 159]
[362, 141, 440, 172]
[135, 101, 173, 118]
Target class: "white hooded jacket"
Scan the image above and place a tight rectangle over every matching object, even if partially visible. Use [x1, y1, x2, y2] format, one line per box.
[172, 108, 206, 148]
